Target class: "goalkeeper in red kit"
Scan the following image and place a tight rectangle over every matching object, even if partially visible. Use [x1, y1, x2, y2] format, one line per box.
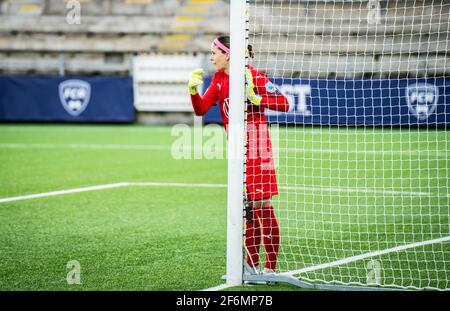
[188, 35, 290, 275]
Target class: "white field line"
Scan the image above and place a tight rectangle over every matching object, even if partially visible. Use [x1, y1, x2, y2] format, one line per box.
[0, 143, 170, 151]
[0, 126, 171, 133]
[0, 182, 226, 204]
[282, 147, 448, 158]
[281, 185, 432, 197]
[0, 180, 447, 291]
[0, 182, 130, 204]
[284, 235, 450, 277]
[0, 143, 447, 158]
[0, 182, 441, 204]
[131, 182, 227, 188]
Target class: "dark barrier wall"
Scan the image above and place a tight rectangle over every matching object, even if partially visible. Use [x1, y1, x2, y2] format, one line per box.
[203, 77, 449, 127]
[0, 76, 134, 123]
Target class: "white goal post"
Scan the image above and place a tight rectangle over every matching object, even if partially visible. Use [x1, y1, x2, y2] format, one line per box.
[226, 0, 449, 290]
[226, 0, 246, 286]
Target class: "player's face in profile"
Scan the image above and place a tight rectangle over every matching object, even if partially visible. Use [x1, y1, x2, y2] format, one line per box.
[210, 43, 229, 71]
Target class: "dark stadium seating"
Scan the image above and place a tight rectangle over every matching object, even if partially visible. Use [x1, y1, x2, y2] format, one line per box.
[0, 0, 228, 75]
[0, 0, 448, 78]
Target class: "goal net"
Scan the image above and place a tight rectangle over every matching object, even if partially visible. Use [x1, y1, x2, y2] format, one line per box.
[243, 0, 449, 290]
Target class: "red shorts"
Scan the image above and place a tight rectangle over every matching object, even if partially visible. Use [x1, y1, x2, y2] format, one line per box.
[245, 119, 279, 201]
[246, 156, 279, 201]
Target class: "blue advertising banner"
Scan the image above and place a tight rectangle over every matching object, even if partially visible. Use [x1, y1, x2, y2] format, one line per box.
[0, 76, 134, 123]
[203, 77, 449, 127]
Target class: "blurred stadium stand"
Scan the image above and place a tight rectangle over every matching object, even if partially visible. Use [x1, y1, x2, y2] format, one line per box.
[0, 0, 448, 121]
[133, 53, 204, 113]
[0, 0, 228, 76]
[250, 0, 450, 78]
[0, 0, 448, 78]
[0, 0, 228, 119]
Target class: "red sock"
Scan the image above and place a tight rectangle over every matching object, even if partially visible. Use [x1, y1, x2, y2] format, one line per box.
[245, 208, 261, 268]
[260, 206, 280, 271]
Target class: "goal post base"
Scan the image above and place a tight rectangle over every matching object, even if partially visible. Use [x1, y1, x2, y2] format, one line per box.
[243, 274, 398, 291]
[222, 273, 400, 291]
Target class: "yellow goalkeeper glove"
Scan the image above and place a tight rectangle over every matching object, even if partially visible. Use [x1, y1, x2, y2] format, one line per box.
[246, 68, 262, 106]
[188, 69, 203, 95]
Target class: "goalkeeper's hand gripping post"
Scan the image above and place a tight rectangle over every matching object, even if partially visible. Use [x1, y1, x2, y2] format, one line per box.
[246, 68, 262, 106]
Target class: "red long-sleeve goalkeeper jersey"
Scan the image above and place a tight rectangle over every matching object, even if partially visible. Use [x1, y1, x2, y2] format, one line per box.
[190, 65, 290, 130]
[190, 65, 290, 201]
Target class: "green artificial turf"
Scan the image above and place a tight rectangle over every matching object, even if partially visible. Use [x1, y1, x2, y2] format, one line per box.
[0, 124, 448, 290]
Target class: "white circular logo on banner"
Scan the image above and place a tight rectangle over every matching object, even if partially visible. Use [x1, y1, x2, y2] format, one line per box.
[59, 79, 91, 117]
[406, 83, 439, 120]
